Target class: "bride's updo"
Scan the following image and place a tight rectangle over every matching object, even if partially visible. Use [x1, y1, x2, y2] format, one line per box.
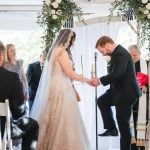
[55, 29, 76, 48]
[47, 29, 76, 61]
[56, 28, 76, 67]
[66, 30, 76, 65]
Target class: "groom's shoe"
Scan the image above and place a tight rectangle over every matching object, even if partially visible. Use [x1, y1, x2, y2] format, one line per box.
[98, 129, 118, 136]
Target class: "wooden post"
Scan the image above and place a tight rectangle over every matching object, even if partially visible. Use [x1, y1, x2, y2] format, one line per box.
[146, 61, 150, 150]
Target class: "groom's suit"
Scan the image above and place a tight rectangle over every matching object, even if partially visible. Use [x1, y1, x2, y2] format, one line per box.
[26, 61, 42, 110]
[97, 45, 141, 150]
[0, 67, 39, 150]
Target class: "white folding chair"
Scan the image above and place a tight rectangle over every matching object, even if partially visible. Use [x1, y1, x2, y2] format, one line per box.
[0, 99, 12, 150]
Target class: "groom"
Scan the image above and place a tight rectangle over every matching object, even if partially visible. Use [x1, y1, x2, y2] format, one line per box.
[0, 41, 39, 150]
[91, 36, 141, 150]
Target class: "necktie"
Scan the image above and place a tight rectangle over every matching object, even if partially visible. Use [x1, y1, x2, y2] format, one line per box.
[41, 65, 44, 71]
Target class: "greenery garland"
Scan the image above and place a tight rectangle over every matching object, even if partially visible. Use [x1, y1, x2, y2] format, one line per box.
[37, 0, 84, 52]
[109, 0, 150, 60]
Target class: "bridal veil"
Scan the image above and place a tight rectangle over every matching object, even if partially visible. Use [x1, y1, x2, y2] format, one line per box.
[30, 29, 74, 121]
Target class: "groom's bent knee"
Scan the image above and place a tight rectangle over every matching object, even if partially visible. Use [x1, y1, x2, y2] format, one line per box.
[97, 92, 111, 108]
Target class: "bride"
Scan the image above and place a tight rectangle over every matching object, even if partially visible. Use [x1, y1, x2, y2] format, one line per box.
[30, 29, 91, 150]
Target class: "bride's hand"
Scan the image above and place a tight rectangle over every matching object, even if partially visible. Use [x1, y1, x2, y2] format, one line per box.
[85, 79, 93, 86]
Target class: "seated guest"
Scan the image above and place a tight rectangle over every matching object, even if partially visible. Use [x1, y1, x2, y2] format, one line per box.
[0, 41, 39, 150]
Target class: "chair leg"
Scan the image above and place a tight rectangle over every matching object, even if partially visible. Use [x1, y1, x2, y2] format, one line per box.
[2, 127, 7, 150]
[0, 134, 2, 150]
[7, 125, 12, 150]
[0, 121, 2, 150]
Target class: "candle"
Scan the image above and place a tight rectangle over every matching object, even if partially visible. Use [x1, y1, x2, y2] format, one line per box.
[81, 55, 83, 76]
[91, 63, 94, 78]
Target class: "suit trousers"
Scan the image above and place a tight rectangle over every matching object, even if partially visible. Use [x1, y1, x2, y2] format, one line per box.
[28, 100, 34, 112]
[17, 117, 39, 150]
[97, 92, 132, 150]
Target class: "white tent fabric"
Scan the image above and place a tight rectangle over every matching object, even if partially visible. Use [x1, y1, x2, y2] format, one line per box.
[0, 0, 138, 149]
[0, 0, 113, 30]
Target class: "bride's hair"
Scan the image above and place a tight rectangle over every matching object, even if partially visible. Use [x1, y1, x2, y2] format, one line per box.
[55, 29, 75, 47]
[47, 28, 76, 62]
[31, 29, 76, 121]
[66, 31, 76, 69]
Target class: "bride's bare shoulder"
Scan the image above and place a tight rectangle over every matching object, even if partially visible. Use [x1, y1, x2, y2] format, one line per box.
[58, 48, 68, 57]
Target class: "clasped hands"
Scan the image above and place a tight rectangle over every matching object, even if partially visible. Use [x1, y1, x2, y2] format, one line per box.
[87, 77, 100, 87]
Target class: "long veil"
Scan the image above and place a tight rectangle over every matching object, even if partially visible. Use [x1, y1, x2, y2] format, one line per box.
[30, 29, 73, 122]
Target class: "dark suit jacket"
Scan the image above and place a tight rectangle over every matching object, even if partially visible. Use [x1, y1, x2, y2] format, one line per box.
[0, 67, 25, 120]
[26, 61, 42, 101]
[0, 67, 39, 146]
[135, 60, 141, 73]
[100, 45, 141, 105]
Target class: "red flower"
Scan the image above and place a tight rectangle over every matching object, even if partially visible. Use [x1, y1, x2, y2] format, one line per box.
[136, 72, 148, 87]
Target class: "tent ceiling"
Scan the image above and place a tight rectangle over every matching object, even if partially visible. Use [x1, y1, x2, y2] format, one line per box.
[0, 0, 114, 30]
[0, 0, 114, 5]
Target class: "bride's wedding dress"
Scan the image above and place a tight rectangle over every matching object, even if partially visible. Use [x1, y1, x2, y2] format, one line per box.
[32, 51, 90, 150]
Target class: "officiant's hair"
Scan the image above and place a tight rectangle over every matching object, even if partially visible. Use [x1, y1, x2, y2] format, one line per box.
[95, 36, 114, 48]
[128, 45, 141, 53]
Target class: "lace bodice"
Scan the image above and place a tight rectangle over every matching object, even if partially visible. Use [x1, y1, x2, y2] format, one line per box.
[52, 56, 73, 80]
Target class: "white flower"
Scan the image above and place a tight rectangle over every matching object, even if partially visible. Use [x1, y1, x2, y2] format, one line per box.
[146, 3, 150, 10]
[141, 0, 148, 4]
[56, 10, 62, 15]
[45, 0, 51, 6]
[143, 9, 149, 15]
[52, 14, 58, 20]
[51, 10, 56, 15]
[141, 51, 150, 61]
[51, 2, 59, 8]
[147, 13, 150, 19]
[56, 0, 62, 4]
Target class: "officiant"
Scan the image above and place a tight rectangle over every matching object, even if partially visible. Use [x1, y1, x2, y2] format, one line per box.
[129, 45, 148, 150]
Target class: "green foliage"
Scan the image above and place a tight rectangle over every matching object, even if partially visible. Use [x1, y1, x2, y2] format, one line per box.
[109, 0, 150, 51]
[37, 0, 84, 52]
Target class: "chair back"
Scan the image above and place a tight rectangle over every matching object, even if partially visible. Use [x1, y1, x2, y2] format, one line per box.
[0, 99, 12, 150]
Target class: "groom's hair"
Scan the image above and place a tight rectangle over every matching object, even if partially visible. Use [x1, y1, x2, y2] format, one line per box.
[95, 36, 114, 48]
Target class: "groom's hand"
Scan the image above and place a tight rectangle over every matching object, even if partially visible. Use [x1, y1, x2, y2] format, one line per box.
[91, 77, 100, 87]
[86, 80, 94, 86]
